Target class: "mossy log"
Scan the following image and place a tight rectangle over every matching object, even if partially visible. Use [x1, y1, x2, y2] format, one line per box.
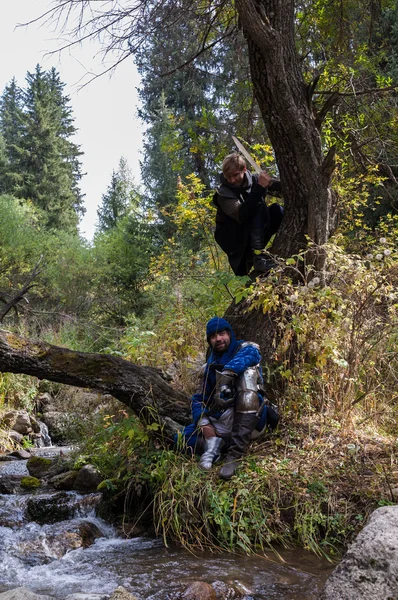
[0, 329, 191, 438]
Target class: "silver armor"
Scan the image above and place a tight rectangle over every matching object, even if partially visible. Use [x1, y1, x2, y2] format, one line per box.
[210, 370, 236, 413]
[235, 365, 261, 413]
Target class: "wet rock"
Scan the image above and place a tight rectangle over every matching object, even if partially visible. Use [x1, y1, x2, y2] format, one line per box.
[27, 492, 74, 523]
[15, 520, 104, 562]
[74, 464, 103, 492]
[9, 449, 31, 459]
[26, 491, 101, 524]
[78, 520, 104, 547]
[0, 455, 19, 462]
[109, 587, 138, 600]
[48, 470, 79, 490]
[182, 582, 217, 600]
[211, 581, 246, 599]
[27, 456, 54, 478]
[27, 456, 68, 479]
[0, 475, 24, 494]
[320, 505, 398, 600]
[0, 588, 55, 600]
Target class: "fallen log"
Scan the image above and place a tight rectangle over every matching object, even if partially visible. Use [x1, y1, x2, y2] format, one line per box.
[0, 329, 191, 438]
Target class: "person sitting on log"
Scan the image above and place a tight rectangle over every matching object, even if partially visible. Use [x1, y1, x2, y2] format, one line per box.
[177, 316, 279, 480]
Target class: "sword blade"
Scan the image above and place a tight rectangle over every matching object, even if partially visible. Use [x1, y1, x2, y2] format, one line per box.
[232, 136, 262, 174]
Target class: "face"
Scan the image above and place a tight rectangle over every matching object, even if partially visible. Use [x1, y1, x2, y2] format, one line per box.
[209, 329, 231, 353]
[225, 166, 246, 186]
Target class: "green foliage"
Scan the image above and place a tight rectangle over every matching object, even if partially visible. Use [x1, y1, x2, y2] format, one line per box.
[244, 240, 398, 431]
[0, 372, 39, 412]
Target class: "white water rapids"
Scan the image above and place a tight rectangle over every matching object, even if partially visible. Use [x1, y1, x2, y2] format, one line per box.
[0, 449, 333, 599]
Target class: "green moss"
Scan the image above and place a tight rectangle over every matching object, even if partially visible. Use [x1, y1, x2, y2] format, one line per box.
[21, 476, 41, 489]
[27, 456, 52, 468]
[5, 333, 46, 357]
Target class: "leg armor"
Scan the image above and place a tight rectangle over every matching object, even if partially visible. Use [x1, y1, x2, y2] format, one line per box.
[235, 366, 261, 414]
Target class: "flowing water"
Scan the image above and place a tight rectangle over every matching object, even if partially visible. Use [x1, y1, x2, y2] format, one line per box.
[0, 449, 334, 599]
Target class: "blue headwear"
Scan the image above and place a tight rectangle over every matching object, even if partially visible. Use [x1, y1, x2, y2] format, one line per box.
[205, 316, 239, 359]
[206, 316, 232, 340]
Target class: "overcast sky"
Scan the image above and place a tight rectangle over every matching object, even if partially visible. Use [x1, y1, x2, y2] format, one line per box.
[0, 1, 144, 240]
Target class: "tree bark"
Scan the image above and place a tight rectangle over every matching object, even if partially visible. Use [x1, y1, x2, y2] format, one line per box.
[0, 329, 191, 439]
[236, 0, 336, 263]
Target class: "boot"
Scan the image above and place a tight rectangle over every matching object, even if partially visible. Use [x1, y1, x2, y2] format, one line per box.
[252, 253, 277, 275]
[199, 437, 225, 471]
[219, 413, 258, 480]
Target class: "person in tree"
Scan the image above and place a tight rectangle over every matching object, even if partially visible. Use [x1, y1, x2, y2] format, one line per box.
[178, 317, 278, 480]
[214, 153, 284, 276]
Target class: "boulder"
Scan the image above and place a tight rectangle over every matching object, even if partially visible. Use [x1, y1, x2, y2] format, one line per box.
[26, 456, 55, 478]
[320, 505, 398, 600]
[48, 470, 79, 490]
[0, 475, 24, 494]
[182, 582, 217, 600]
[20, 476, 41, 489]
[35, 392, 54, 413]
[26, 491, 102, 524]
[74, 465, 103, 492]
[27, 456, 68, 480]
[1, 411, 32, 435]
[109, 587, 138, 600]
[0, 588, 54, 600]
[40, 411, 72, 443]
[29, 416, 42, 434]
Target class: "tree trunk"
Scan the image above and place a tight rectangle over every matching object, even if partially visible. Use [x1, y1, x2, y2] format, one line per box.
[236, 0, 336, 262]
[0, 329, 191, 439]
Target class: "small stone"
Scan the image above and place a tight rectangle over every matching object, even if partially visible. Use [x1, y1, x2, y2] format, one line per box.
[9, 449, 31, 459]
[182, 582, 217, 600]
[109, 587, 138, 600]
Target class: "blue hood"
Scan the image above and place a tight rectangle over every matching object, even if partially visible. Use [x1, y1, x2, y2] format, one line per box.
[206, 316, 239, 361]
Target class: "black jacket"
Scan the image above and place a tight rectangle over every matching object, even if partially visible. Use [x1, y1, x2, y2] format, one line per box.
[214, 170, 281, 276]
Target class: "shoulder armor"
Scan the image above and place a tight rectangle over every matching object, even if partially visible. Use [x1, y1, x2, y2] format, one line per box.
[239, 341, 260, 351]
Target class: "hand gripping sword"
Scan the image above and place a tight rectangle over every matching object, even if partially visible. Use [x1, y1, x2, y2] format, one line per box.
[232, 136, 262, 174]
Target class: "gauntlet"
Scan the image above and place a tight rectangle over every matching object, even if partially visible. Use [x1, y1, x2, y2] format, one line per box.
[209, 369, 236, 414]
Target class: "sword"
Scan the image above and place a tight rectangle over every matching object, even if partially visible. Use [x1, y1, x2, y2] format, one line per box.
[232, 136, 262, 174]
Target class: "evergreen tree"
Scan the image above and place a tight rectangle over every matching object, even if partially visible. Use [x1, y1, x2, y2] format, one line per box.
[97, 157, 135, 232]
[0, 78, 25, 194]
[0, 65, 84, 231]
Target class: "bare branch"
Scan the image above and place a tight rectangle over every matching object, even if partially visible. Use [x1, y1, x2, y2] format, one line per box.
[0, 258, 43, 323]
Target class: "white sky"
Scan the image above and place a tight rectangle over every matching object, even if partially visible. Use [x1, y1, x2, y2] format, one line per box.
[0, 1, 144, 240]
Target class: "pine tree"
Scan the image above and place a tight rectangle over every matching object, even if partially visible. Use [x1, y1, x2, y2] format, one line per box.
[0, 77, 25, 194]
[0, 66, 84, 231]
[97, 157, 135, 232]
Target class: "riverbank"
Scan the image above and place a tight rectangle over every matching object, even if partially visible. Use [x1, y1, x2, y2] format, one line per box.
[1, 385, 397, 560]
[86, 410, 397, 560]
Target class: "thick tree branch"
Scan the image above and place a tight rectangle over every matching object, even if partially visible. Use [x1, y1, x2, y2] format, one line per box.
[0, 330, 191, 438]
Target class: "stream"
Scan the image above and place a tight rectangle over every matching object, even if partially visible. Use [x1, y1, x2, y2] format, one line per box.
[0, 448, 334, 599]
